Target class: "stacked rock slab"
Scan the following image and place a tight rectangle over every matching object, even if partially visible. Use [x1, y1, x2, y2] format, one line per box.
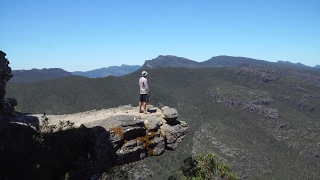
[83, 105, 189, 167]
[11, 103, 188, 172]
[0, 51, 16, 115]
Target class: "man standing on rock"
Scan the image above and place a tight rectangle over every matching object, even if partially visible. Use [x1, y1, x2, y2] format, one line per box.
[139, 71, 149, 114]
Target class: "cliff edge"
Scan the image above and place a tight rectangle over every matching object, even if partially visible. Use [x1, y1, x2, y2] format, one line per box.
[11, 104, 189, 173]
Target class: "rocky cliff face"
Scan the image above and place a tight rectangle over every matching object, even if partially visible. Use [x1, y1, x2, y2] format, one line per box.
[13, 105, 189, 173]
[0, 51, 16, 115]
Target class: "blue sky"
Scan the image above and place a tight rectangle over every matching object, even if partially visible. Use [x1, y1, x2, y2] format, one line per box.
[1, 0, 319, 71]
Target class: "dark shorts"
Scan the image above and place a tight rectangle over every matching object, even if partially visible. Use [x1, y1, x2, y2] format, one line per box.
[140, 94, 149, 102]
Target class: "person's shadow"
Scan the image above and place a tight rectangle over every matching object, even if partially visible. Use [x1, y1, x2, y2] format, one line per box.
[147, 109, 157, 113]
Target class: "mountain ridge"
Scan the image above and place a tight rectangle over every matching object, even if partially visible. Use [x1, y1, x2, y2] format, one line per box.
[142, 55, 320, 70]
[10, 55, 319, 83]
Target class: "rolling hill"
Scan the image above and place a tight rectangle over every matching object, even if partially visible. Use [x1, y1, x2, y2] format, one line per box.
[10, 65, 141, 83]
[71, 64, 141, 78]
[11, 68, 72, 83]
[5, 64, 320, 179]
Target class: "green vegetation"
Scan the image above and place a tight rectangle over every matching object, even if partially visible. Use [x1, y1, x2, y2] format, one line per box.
[176, 153, 237, 180]
[4, 65, 320, 179]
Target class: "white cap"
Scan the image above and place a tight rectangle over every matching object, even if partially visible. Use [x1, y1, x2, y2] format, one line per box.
[142, 71, 148, 76]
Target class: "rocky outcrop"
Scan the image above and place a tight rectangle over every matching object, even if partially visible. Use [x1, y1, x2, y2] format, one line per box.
[243, 103, 280, 120]
[276, 95, 316, 115]
[0, 51, 16, 114]
[28, 105, 189, 170]
[230, 65, 279, 83]
[207, 88, 280, 120]
[206, 89, 242, 106]
[232, 64, 320, 87]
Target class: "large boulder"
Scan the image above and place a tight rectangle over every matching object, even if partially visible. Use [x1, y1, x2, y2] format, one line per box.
[160, 120, 189, 150]
[115, 139, 146, 165]
[144, 116, 162, 131]
[161, 106, 179, 120]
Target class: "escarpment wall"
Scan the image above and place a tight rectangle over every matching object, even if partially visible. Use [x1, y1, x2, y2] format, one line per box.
[0, 51, 16, 115]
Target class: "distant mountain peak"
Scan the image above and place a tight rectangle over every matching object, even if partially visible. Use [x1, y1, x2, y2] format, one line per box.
[158, 55, 174, 57]
[276, 60, 307, 67]
[142, 55, 199, 68]
[71, 65, 141, 78]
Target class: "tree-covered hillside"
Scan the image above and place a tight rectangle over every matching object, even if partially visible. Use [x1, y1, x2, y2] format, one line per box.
[5, 65, 320, 179]
[11, 68, 72, 83]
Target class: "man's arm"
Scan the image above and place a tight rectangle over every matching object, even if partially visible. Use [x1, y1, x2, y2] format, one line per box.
[145, 79, 149, 95]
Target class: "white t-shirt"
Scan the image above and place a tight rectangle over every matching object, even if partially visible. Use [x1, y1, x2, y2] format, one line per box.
[139, 77, 149, 94]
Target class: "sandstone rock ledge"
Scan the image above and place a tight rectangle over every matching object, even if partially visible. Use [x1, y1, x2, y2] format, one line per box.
[31, 105, 189, 168]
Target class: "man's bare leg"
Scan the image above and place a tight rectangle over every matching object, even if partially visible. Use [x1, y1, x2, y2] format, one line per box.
[143, 102, 147, 114]
[139, 102, 143, 113]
